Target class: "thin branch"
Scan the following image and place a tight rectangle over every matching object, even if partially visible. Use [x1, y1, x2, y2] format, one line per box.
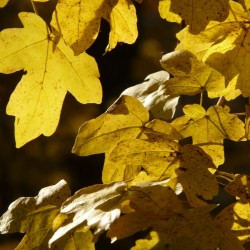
[216, 96, 226, 106]
[215, 170, 235, 182]
[200, 92, 204, 106]
[31, 0, 39, 15]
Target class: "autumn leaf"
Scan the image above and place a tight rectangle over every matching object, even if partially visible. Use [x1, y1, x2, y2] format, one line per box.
[172, 104, 245, 166]
[102, 119, 182, 184]
[217, 201, 250, 244]
[0, 0, 8, 7]
[225, 174, 250, 202]
[0, 12, 102, 148]
[158, 0, 229, 34]
[177, 1, 250, 98]
[160, 50, 225, 98]
[51, 0, 138, 54]
[72, 95, 149, 156]
[108, 181, 182, 241]
[0, 180, 71, 249]
[122, 71, 180, 120]
[172, 145, 218, 206]
[49, 182, 127, 246]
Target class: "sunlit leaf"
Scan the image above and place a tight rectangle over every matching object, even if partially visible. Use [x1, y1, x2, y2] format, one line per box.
[72, 95, 149, 156]
[158, 0, 229, 34]
[160, 50, 225, 98]
[102, 120, 182, 184]
[172, 104, 245, 166]
[0, 180, 71, 249]
[51, 0, 138, 54]
[177, 1, 250, 98]
[0, 12, 101, 148]
[49, 182, 127, 246]
[122, 71, 180, 120]
[217, 201, 250, 244]
[0, 0, 8, 7]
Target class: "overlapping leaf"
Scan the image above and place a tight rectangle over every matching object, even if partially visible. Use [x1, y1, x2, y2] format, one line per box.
[225, 174, 250, 202]
[102, 119, 182, 184]
[160, 50, 225, 98]
[217, 201, 250, 244]
[158, 0, 229, 34]
[72, 95, 149, 156]
[177, 0, 250, 98]
[0, 180, 71, 249]
[0, 12, 102, 148]
[122, 71, 180, 120]
[172, 104, 245, 166]
[49, 181, 127, 246]
[51, 0, 138, 54]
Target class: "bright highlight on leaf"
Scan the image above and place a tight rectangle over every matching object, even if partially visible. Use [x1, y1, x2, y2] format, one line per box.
[0, 180, 71, 249]
[160, 50, 225, 98]
[172, 104, 245, 166]
[158, 0, 229, 33]
[122, 71, 180, 120]
[51, 0, 138, 54]
[0, 12, 102, 148]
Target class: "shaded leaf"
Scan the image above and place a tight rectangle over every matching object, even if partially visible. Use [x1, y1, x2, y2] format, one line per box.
[158, 0, 229, 34]
[0, 12, 101, 147]
[160, 50, 225, 98]
[49, 182, 127, 246]
[72, 95, 149, 156]
[122, 71, 179, 120]
[173, 145, 218, 206]
[217, 201, 250, 244]
[51, 0, 138, 54]
[172, 104, 245, 166]
[177, 1, 250, 98]
[0, 180, 71, 249]
[225, 174, 250, 202]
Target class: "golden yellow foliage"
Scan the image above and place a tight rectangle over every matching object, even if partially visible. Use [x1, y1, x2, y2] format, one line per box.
[0, 180, 71, 249]
[0, 12, 102, 148]
[172, 104, 245, 166]
[217, 201, 250, 244]
[72, 95, 149, 156]
[158, 0, 229, 33]
[51, 0, 138, 54]
[160, 50, 225, 98]
[177, 0, 250, 98]
[0, 0, 8, 7]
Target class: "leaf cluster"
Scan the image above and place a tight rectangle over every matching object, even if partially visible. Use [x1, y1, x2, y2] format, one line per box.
[1, 0, 250, 249]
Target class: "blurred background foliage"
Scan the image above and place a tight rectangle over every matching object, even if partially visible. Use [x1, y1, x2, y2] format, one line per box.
[0, 0, 250, 249]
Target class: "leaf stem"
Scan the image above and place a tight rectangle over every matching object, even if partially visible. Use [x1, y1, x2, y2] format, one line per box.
[216, 96, 225, 106]
[215, 170, 235, 182]
[200, 92, 204, 106]
[31, 0, 39, 15]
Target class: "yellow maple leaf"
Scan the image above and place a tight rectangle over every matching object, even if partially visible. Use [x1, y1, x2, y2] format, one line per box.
[0, 12, 101, 148]
[160, 50, 225, 98]
[51, 0, 138, 55]
[172, 104, 245, 166]
[0, 180, 71, 249]
[72, 95, 149, 156]
[217, 201, 250, 244]
[0, 0, 8, 7]
[177, 1, 250, 98]
[158, 0, 229, 34]
[102, 119, 182, 184]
